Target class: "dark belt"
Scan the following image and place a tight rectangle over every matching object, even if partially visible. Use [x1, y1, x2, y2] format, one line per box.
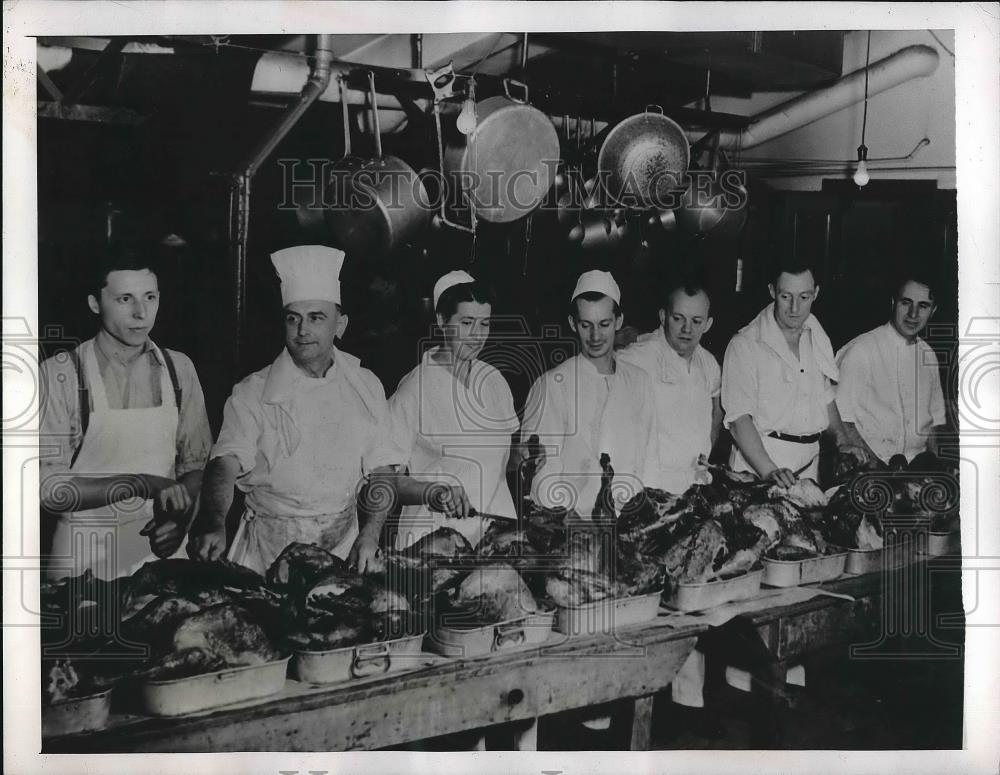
[768, 431, 822, 445]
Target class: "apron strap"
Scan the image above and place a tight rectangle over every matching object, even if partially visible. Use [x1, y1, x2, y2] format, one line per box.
[67, 346, 90, 467]
[160, 347, 183, 409]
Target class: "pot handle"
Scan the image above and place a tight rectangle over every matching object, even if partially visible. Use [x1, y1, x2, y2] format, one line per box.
[503, 78, 530, 104]
[645, 104, 665, 115]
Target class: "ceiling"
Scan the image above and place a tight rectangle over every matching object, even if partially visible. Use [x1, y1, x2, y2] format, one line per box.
[37, 31, 847, 126]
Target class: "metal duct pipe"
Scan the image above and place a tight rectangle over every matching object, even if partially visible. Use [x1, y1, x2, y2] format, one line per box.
[229, 34, 335, 367]
[687, 45, 940, 150]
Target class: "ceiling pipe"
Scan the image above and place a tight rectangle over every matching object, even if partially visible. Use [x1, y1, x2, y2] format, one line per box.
[229, 34, 335, 368]
[686, 44, 940, 150]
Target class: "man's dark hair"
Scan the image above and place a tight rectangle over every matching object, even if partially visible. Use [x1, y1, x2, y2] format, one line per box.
[769, 253, 816, 287]
[435, 280, 496, 320]
[90, 240, 160, 298]
[569, 291, 622, 320]
[891, 267, 937, 302]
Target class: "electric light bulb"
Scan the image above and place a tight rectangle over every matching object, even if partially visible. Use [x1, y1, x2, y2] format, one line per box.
[853, 160, 870, 187]
[456, 98, 477, 135]
[853, 144, 870, 187]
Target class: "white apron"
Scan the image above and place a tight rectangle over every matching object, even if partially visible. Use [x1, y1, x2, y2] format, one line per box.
[729, 434, 820, 482]
[47, 340, 180, 581]
[728, 434, 811, 691]
[227, 504, 359, 576]
[225, 373, 368, 575]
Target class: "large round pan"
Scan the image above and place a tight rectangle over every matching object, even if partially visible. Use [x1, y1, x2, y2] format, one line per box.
[444, 80, 559, 224]
[597, 106, 690, 210]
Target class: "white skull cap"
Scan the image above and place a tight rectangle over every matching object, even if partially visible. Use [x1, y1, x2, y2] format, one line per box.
[271, 245, 345, 306]
[571, 269, 621, 305]
[433, 269, 476, 309]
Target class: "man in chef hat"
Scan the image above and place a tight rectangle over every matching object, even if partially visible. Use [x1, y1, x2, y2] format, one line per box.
[188, 245, 402, 573]
[520, 269, 659, 520]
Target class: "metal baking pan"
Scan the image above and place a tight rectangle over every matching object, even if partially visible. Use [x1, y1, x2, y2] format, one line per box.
[554, 590, 662, 636]
[42, 688, 112, 737]
[923, 530, 959, 556]
[842, 538, 915, 575]
[667, 570, 763, 612]
[763, 551, 847, 588]
[136, 656, 290, 717]
[293, 632, 426, 685]
[428, 610, 555, 658]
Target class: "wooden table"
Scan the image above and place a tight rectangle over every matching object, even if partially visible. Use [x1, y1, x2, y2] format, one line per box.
[43, 616, 705, 753]
[42, 570, 892, 753]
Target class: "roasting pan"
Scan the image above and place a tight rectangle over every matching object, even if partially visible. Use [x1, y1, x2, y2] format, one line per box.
[136, 656, 290, 717]
[293, 631, 427, 685]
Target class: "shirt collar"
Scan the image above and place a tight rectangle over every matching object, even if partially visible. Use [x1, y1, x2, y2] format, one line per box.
[881, 320, 919, 348]
[575, 352, 617, 377]
[263, 346, 339, 404]
[753, 302, 838, 380]
[94, 329, 161, 366]
[758, 302, 814, 359]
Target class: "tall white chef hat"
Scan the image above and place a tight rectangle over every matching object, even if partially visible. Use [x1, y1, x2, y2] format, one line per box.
[271, 245, 345, 306]
[570, 269, 621, 305]
[433, 269, 476, 309]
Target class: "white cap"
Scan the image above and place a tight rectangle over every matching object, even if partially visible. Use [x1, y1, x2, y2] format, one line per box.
[570, 269, 621, 305]
[271, 245, 345, 306]
[433, 269, 476, 309]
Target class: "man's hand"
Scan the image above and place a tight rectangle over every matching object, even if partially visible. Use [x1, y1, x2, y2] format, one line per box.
[426, 483, 471, 518]
[140, 515, 190, 559]
[187, 526, 228, 562]
[154, 482, 193, 517]
[348, 532, 383, 574]
[838, 443, 871, 466]
[765, 467, 798, 488]
[141, 481, 198, 559]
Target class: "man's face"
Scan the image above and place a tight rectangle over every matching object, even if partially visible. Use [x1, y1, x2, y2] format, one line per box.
[437, 300, 492, 362]
[660, 289, 713, 358]
[891, 280, 935, 340]
[284, 300, 347, 366]
[88, 269, 160, 348]
[769, 270, 819, 332]
[569, 296, 622, 360]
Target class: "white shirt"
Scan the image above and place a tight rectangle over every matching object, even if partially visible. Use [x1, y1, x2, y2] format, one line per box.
[389, 347, 518, 548]
[618, 329, 721, 494]
[835, 322, 946, 463]
[521, 353, 658, 515]
[722, 303, 838, 437]
[210, 347, 401, 519]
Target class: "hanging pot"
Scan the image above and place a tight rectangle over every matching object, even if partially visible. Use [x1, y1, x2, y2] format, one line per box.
[597, 105, 690, 210]
[443, 79, 560, 224]
[568, 208, 616, 252]
[674, 169, 749, 237]
[326, 71, 431, 257]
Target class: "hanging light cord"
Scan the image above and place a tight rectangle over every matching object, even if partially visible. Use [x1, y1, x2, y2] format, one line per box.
[860, 30, 871, 149]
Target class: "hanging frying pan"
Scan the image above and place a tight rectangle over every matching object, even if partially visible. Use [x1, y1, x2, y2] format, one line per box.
[325, 71, 431, 257]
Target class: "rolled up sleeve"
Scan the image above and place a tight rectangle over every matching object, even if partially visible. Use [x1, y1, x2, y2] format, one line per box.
[39, 354, 82, 501]
[170, 351, 213, 477]
[721, 337, 758, 428]
[210, 383, 264, 475]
